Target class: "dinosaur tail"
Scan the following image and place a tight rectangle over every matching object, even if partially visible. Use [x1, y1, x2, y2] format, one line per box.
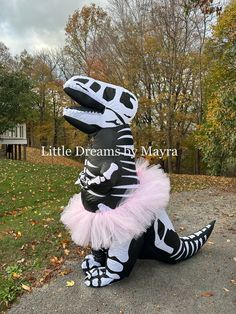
[169, 220, 216, 263]
[140, 213, 216, 263]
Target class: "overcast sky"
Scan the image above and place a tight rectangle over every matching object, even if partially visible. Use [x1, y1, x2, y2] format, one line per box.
[0, 0, 107, 56]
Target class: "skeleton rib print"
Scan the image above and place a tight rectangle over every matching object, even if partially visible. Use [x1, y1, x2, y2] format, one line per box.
[80, 124, 140, 211]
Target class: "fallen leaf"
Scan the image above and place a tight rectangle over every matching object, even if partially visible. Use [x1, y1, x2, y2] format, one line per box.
[59, 268, 72, 276]
[61, 239, 70, 249]
[12, 272, 21, 279]
[17, 258, 25, 264]
[38, 269, 54, 284]
[200, 291, 214, 297]
[50, 256, 64, 266]
[66, 280, 75, 287]
[64, 249, 70, 256]
[223, 287, 229, 292]
[45, 217, 54, 222]
[233, 257, 236, 262]
[22, 284, 31, 292]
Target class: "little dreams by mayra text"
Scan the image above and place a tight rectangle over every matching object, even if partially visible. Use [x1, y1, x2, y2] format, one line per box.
[41, 145, 178, 158]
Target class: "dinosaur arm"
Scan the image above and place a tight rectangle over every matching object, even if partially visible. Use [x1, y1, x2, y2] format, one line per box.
[85, 162, 119, 193]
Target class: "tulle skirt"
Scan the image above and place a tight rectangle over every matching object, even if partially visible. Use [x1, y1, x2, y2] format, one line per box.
[60, 158, 170, 250]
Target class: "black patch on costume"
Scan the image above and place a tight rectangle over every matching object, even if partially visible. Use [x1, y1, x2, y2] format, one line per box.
[157, 220, 165, 239]
[64, 87, 104, 112]
[63, 115, 100, 134]
[164, 229, 181, 252]
[103, 87, 116, 101]
[92, 249, 107, 265]
[90, 82, 101, 92]
[120, 92, 135, 109]
[74, 78, 89, 84]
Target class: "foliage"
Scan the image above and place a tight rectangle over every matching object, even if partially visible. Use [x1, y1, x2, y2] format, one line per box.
[0, 42, 14, 70]
[184, 0, 222, 15]
[0, 69, 36, 134]
[0, 265, 27, 308]
[64, 1, 216, 172]
[196, 0, 236, 175]
[196, 88, 236, 175]
[204, 0, 236, 96]
[64, 3, 110, 77]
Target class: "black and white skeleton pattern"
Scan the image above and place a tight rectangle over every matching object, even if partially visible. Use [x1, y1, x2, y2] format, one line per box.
[61, 75, 215, 288]
[75, 125, 139, 212]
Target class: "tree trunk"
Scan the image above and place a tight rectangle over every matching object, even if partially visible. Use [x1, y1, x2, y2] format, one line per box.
[167, 98, 173, 174]
[175, 142, 182, 173]
[194, 149, 201, 174]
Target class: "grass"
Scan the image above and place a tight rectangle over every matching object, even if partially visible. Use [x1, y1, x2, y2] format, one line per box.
[0, 159, 82, 311]
[0, 158, 235, 311]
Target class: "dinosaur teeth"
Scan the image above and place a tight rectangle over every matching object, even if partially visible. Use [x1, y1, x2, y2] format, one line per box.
[79, 111, 102, 115]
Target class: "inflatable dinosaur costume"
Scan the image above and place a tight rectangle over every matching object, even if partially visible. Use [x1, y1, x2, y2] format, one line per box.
[61, 76, 215, 287]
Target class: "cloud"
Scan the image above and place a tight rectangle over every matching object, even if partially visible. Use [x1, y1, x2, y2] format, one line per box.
[0, 0, 107, 55]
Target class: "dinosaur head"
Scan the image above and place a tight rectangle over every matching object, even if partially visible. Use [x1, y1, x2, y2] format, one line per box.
[63, 76, 138, 134]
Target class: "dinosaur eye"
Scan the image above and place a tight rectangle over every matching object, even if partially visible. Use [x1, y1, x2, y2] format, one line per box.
[120, 92, 135, 109]
[103, 87, 116, 101]
[90, 82, 101, 92]
[74, 78, 89, 84]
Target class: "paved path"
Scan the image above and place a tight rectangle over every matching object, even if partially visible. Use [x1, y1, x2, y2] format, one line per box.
[8, 189, 236, 314]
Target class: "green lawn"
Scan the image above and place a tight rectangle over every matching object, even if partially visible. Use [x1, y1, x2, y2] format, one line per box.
[0, 159, 234, 310]
[0, 159, 81, 310]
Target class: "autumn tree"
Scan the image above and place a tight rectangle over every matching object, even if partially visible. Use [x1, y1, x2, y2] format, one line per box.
[15, 50, 65, 146]
[101, 0, 211, 172]
[62, 0, 223, 172]
[0, 68, 35, 134]
[64, 4, 110, 77]
[196, 0, 236, 175]
[0, 43, 35, 134]
[0, 42, 15, 70]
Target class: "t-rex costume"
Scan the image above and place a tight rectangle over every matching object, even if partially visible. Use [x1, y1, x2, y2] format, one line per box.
[61, 75, 215, 287]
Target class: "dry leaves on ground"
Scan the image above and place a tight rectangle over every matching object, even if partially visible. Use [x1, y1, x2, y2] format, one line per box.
[200, 291, 214, 297]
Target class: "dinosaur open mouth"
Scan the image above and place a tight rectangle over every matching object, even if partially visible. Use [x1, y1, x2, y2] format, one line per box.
[64, 87, 105, 114]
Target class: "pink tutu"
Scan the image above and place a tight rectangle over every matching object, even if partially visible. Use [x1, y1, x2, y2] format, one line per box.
[60, 158, 170, 250]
